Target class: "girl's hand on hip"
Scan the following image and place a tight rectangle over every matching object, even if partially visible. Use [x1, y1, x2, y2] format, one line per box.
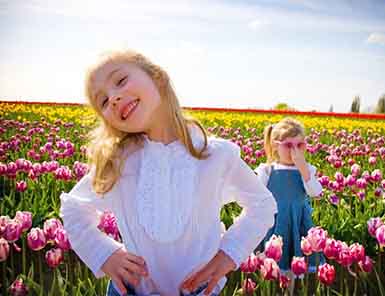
[180, 250, 236, 295]
[101, 247, 148, 294]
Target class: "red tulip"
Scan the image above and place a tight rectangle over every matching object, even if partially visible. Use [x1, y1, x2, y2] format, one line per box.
[318, 263, 336, 286]
[291, 256, 307, 276]
[264, 234, 283, 262]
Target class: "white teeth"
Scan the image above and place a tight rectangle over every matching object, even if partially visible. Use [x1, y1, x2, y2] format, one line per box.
[122, 100, 139, 119]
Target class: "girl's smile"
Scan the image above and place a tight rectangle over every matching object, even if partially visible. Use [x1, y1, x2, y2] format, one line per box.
[89, 62, 167, 136]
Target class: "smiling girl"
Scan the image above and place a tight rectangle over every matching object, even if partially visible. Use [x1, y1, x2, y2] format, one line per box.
[59, 49, 277, 296]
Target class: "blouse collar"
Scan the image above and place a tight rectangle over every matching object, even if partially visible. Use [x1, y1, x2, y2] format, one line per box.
[142, 124, 205, 152]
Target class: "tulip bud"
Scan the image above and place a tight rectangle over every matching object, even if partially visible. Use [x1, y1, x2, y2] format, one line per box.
[45, 248, 64, 268]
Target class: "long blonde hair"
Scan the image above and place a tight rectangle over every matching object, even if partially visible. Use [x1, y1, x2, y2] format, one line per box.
[84, 49, 209, 195]
[264, 117, 305, 163]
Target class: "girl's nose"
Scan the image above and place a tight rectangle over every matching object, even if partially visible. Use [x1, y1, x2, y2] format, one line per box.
[111, 96, 121, 107]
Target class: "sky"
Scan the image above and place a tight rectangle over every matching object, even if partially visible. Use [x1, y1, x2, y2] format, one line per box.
[0, 0, 384, 112]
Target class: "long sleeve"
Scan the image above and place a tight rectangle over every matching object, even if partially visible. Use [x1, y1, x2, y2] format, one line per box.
[302, 163, 323, 197]
[59, 170, 124, 278]
[253, 163, 271, 186]
[219, 142, 277, 269]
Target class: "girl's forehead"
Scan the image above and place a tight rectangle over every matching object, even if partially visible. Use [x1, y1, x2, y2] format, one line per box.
[90, 62, 129, 94]
[282, 135, 303, 141]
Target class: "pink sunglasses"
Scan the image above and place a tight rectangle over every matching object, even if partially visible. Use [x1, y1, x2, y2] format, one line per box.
[274, 140, 306, 149]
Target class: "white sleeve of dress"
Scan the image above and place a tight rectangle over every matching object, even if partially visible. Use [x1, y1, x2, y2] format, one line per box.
[253, 163, 271, 186]
[302, 163, 323, 198]
[219, 142, 277, 269]
[59, 169, 124, 278]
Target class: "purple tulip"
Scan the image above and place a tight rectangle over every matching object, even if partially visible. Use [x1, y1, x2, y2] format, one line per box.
[27, 227, 47, 251]
[371, 169, 382, 182]
[14, 211, 32, 232]
[45, 247, 64, 268]
[8, 278, 28, 296]
[4, 219, 22, 242]
[43, 218, 63, 242]
[0, 237, 10, 262]
[54, 228, 71, 251]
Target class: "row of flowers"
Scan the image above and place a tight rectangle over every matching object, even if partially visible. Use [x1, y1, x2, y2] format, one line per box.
[1, 210, 116, 295]
[2, 100, 385, 120]
[239, 222, 384, 294]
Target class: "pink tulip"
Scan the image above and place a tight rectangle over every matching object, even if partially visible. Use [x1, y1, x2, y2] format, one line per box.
[4, 219, 22, 242]
[54, 228, 71, 251]
[291, 256, 307, 276]
[351, 164, 361, 176]
[0, 237, 10, 261]
[333, 160, 342, 169]
[356, 178, 367, 189]
[334, 172, 344, 184]
[349, 243, 365, 262]
[264, 234, 283, 262]
[242, 278, 256, 294]
[345, 175, 356, 186]
[73, 161, 89, 181]
[260, 258, 280, 280]
[307, 227, 327, 252]
[15, 211, 32, 232]
[53, 165, 72, 181]
[367, 217, 384, 238]
[323, 238, 340, 260]
[317, 263, 336, 286]
[27, 227, 47, 251]
[45, 247, 64, 268]
[337, 242, 354, 267]
[279, 274, 291, 289]
[8, 278, 28, 296]
[16, 181, 28, 192]
[0, 215, 10, 237]
[254, 252, 267, 271]
[301, 236, 313, 256]
[97, 211, 120, 241]
[368, 156, 377, 165]
[358, 256, 373, 273]
[375, 225, 385, 247]
[371, 169, 382, 182]
[43, 218, 63, 242]
[240, 253, 258, 273]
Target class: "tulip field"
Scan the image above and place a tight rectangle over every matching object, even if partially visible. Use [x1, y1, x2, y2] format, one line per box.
[1, 101, 385, 295]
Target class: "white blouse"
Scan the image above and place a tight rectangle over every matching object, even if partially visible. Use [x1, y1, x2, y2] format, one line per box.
[254, 162, 323, 197]
[59, 126, 277, 296]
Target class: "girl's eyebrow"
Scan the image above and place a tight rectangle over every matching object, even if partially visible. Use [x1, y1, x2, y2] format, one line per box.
[93, 68, 122, 99]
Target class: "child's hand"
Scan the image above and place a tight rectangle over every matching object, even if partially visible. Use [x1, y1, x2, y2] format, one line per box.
[101, 247, 148, 293]
[290, 147, 310, 181]
[180, 250, 236, 295]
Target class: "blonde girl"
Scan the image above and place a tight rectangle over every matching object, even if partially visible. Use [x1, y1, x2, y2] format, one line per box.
[59, 49, 277, 296]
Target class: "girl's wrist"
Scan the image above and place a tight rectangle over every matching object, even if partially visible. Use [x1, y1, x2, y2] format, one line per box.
[298, 164, 310, 182]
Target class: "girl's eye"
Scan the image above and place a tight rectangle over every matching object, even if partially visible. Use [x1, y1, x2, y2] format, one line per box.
[117, 76, 127, 86]
[101, 98, 108, 108]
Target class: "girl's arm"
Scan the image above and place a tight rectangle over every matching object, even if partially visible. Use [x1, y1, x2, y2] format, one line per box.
[59, 171, 124, 278]
[220, 142, 277, 269]
[290, 146, 322, 198]
[302, 163, 323, 198]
